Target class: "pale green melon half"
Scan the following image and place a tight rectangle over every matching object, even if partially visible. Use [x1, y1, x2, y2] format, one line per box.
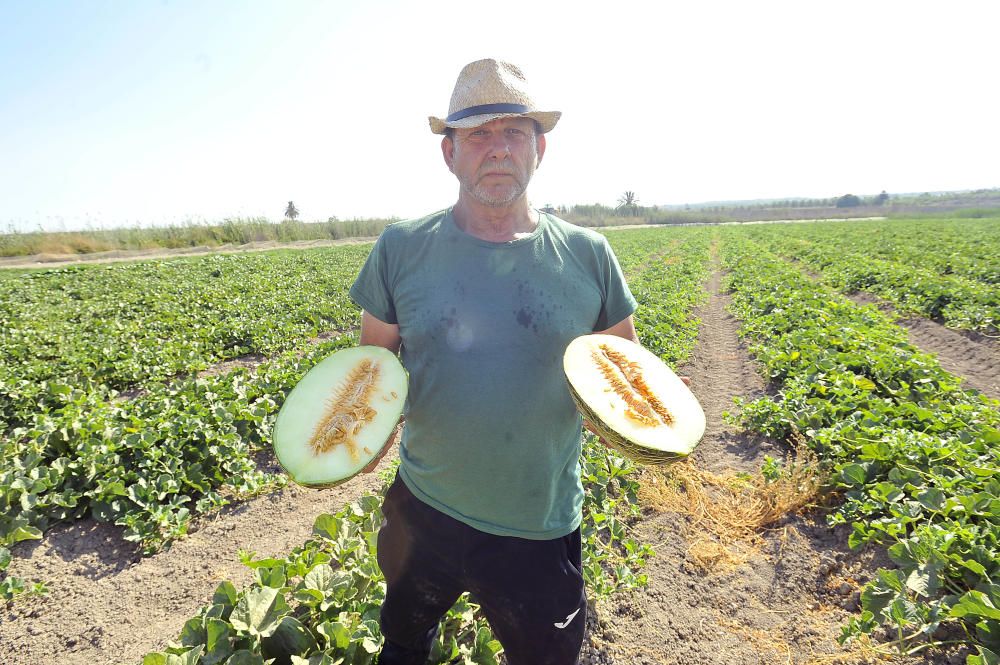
[563, 334, 705, 464]
[273, 346, 407, 487]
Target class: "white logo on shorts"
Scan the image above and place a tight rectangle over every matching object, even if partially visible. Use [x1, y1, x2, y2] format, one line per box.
[554, 607, 581, 629]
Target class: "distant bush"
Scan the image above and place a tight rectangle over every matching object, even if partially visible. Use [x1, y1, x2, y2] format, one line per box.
[835, 194, 863, 208]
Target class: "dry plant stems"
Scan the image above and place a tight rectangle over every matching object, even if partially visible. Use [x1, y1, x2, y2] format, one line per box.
[713, 616, 795, 665]
[800, 636, 895, 665]
[703, 597, 879, 665]
[639, 446, 825, 569]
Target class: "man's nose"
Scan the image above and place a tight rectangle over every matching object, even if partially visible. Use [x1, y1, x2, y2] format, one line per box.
[486, 135, 511, 158]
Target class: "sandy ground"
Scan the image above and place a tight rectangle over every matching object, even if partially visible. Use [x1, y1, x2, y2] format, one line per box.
[3, 267, 991, 664]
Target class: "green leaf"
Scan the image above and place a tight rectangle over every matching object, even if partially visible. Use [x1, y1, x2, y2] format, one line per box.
[853, 376, 876, 391]
[0, 547, 11, 570]
[223, 651, 265, 665]
[229, 586, 289, 637]
[316, 620, 351, 650]
[213, 580, 239, 611]
[905, 561, 942, 598]
[917, 487, 945, 512]
[951, 590, 1000, 621]
[472, 626, 502, 664]
[312, 514, 340, 540]
[142, 646, 205, 665]
[2, 524, 43, 546]
[204, 618, 235, 665]
[968, 647, 999, 665]
[888, 598, 919, 627]
[179, 616, 207, 647]
[838, 463, 867, 487]
[962, 558, 988, 577]
[303, 563, 334, 593]
[262, 616, 318, 660]
[360, 636, 380, 654]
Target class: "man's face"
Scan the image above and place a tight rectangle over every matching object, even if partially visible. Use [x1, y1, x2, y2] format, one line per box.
[442, 117, 546, 208]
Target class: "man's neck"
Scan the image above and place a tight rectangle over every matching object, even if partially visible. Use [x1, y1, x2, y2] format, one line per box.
[452, 196, 539, 243]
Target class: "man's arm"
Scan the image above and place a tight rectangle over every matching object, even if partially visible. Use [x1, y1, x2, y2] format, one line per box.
[360, 310, 402, 354]
[359, 310, 402, 472]
[596, 315, 638, 343]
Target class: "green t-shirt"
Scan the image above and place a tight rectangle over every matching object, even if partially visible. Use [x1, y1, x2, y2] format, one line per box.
[349, 209, 637, 539]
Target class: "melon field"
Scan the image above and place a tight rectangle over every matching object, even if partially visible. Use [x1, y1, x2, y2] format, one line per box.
[1, 217, 998, 665]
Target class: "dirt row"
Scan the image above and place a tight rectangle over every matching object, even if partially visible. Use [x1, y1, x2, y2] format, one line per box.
[5, 266, 996, 664]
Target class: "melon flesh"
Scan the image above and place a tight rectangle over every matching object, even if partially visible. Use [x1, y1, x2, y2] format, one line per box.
[273, 346, 407, 487]
[563, 334, 705, 464]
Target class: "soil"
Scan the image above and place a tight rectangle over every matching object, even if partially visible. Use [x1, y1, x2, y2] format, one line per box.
[3, 266, 991, 665]
[0, 461, 395, 664]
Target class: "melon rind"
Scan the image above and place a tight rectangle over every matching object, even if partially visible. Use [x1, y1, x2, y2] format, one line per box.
[563, 334, 705, 465]
[272, 346, 407, 488]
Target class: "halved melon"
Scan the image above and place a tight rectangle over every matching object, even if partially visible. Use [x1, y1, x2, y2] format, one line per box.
[563, 334, 705, 464]
[272, 346, 407, 487]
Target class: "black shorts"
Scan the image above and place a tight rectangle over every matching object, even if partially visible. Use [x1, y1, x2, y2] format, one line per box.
[376, 474, 587, 665]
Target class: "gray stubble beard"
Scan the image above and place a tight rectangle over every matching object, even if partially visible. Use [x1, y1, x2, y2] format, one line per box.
[455, 139, 538, 208]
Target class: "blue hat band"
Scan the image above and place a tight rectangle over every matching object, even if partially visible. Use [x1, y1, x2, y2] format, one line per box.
[446, 103, 530, 122]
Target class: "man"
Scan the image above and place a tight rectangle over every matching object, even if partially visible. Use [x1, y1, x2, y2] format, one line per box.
[349, 58, 638, 665]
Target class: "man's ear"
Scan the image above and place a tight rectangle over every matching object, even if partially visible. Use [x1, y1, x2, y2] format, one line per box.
[536, 132, 546, 168]
[441, 135, 455, 173]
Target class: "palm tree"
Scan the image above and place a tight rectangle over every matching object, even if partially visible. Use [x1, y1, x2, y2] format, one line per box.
[284, 201, 299, 220]
[616, 191, 639, 216]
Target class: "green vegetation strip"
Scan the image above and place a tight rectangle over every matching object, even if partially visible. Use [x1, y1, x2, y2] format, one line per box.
[0, 247, 368, 430]
[777, 217, 999, 286]
[722, 234, 1000, 662]
[0, 216, 395, 258]
[743, 218, 1000, 333]
[1, 333, 358, 596]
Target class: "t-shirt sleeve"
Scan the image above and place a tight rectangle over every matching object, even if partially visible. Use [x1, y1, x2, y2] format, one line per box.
[594, 237, 638, 331]
[349, 232, 398, 324]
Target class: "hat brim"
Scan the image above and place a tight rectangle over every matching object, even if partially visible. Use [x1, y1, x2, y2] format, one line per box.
[429, 110, 561, 135]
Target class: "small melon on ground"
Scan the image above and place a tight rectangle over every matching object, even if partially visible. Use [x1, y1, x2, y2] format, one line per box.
[273, 345, 407, 487]
[563, 334, 705, 464]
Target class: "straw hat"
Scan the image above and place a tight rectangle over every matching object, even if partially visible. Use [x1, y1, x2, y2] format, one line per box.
[429, 59, 561, 135]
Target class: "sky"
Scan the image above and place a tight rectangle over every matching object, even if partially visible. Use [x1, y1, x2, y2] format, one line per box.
[1, 0, 998, 232]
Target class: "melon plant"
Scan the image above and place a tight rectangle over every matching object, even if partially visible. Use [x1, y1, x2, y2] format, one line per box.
[564, 334, 705, 464]
[272, 346, 407, 487]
